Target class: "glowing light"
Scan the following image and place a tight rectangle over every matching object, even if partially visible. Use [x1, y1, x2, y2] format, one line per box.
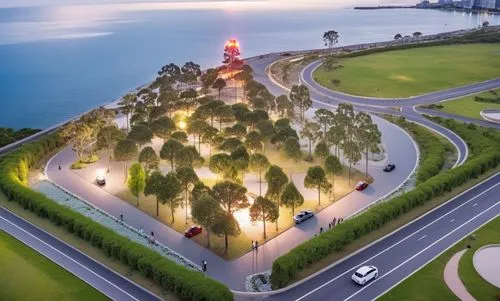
[178, 120, 187, 130]
[96, 168, 106, 177]
[234, 208, 253, 228]
[224, 39, 240, 49]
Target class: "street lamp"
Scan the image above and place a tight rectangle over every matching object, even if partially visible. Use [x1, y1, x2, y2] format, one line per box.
[224, 39, 241, 103]
[178, 120, 187, 130]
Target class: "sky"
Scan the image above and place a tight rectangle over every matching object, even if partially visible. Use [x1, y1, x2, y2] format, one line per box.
[0, 0, 417, 9]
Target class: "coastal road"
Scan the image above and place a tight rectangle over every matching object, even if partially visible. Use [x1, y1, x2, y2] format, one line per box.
[0, 206, 162, 301]
[261, 172, 500, 301]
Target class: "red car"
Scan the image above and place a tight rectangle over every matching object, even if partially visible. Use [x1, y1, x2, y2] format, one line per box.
[355, 181, 369, 191]
[184, 225, 202, 238]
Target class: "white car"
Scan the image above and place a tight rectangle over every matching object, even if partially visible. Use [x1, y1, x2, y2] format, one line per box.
[96, 175, 106, 185]
[293, 210, 314, 224]
[352, 266, 378, 285]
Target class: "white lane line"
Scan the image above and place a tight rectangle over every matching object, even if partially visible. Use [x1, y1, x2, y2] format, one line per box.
[0, 215, 140, 301]
[343, 200, 500, 301]
[450, 219, 455, 223]
[417, 235, 427, 241]
[473, 203, 478, 207]
[293, 180, 500, 301]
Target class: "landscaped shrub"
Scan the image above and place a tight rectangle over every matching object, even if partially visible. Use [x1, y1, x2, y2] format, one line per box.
[270, 119, 500, 289]
[0, 133, 233, 301]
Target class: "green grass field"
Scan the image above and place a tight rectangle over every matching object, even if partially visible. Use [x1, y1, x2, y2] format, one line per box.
[438, 89, 500, 119]
[0, 230, 109, 301]
[380, 216, 500, 301]
[314, 44, 500, 98]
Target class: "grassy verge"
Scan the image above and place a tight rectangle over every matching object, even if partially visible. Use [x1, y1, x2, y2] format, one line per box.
[291, 167, 500, 283]
[0, 213, 108, 301]
[434, 89, 500, 120]
[0, 192, 180, 301]
[380, 216, 500, 301]
[313, 44, 500, 98]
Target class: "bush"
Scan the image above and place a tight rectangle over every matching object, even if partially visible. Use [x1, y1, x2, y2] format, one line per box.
[270, 119, 500, 289]
[0, 133, 233, 301]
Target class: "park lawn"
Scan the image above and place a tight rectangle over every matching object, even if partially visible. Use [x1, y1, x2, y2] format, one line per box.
[380, 216, 500, 301]
[0, 230, 109, 301]
[438, 89, 500, 120]
[313, 44, 500, 98]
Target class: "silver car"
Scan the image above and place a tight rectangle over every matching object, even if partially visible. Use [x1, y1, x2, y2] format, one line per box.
[293, 210, 314, 224]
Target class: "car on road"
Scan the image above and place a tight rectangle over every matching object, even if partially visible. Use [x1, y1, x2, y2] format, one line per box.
[355, 181, 369, 191]
[293, 210, 314, 224]
[184, 225, 202, 238]
[352, 266, 378, 285]
[96, 175, 106, 185]
[383, 163, 396, 172]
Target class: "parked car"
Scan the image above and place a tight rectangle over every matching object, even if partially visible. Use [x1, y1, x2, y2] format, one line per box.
[355, 181, 369, 191]
[184, 225, 202, 238]
[293, 210, 314, 224]
[96, 175, 106, 185]
[383, 163, 396, 172]
[352, 266, 378, 285]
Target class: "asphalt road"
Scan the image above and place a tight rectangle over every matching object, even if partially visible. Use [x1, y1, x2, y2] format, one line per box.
[263, 172, 500, 301]
[0, 207, 162, 301]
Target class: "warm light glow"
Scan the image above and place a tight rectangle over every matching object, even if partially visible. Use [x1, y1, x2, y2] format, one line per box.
[96, 168, 107, 177]
[234, 208, 253, 228]
[225, 39, 240, 49]
[178, 120, 187, 130]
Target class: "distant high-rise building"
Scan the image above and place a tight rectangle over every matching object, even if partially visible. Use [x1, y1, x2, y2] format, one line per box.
[496, 0, 500, 8]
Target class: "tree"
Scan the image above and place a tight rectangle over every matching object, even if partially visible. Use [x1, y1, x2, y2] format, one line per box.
[118, 93, 136, 132]
[356, 112, 381, 179]
[250, 89, 275, 113]
[214, 105, 234, 130]
[230, 146, 250, 181]
[265, 165, 288, 231]
[300, 121, 321, 161]
[159, 172, 183, 223]
[304, 166, 330, 206]
[212, 181, 249, 215]
[138, 146, 158, 173]
[196, 100, 224, 127]
[249, 153, 270, 196]
[281, 181, 304, 216]
[342, 140, 361, 185]
[412, 31, 422, 38]
[171, 131, 188, 143]
[394, 33, 403, 40]
[128, 124, 153, 148]
[175, 145, 203, 168]
[178, 89, 198, 115]
[323, 30, 339, 53]
[160, 138, 183, 171]
[114, 139, 138, 182]
[176, 166, 199, 224]
[281, 137, 302, 166]
[276, 94, 294, 119]
[290, 85, 312, 122]
[181, 61, 201, 88]
[231, 103, 250, 123]
[211, 213, 240, 254]
[158, 63, 181, 83]
[249, 196, 278, 239]
[324, 155, 342, 200]
[96, 125, 125, 171]
[148, 105, 167, 123]
[209, 153, 235, 181]
[314, 140, 330, 164]
[233, 69, 253, 97]
[187, 119, 209, 153]
[144, 171, 164, 216]
[201, 125, 219, 158]
[212, 78, 227, 100]
[191, 193, 224, 248]
[218, 137, 243, 153]
[245, 131, 264, 153]
[200, 68, 219, 92]
[150, 116, 175, 142]
[314, 109, 335, 139]
[224, 122, 247, 139]
[127, 163, 146, 207]
[60, 121, 94, 161]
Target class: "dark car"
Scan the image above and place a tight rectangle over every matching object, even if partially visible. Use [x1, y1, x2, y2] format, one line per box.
[355, 181, 369, 191]
[383, 164, 396, 172]
[184, 225, 202, 238]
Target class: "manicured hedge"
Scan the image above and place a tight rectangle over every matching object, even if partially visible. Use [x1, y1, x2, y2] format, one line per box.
[270, 119, 500, 289]
[0, 134, 233, 301]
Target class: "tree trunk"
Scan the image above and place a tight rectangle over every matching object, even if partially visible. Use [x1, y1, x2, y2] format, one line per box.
[291, 204, 295, 216]
[331, 175, 335, 201]
[318, 185, 321, 206]
[348, 163, 352, 185]
[263, 218, 267, 239]
[156, 197, 159, 217]
[185, 189, 189, 224]
[224, 232, 229, 254]
[170, 159, 174, 172]
[206, 230, 210, 248]
[124, 161, 128, 183]
[308, 140, 312, 161]
[365, 148, 369, 180]
[170, 206, 175, 224]
[259, 169, 262, 196]
[137, 195, 139, 207]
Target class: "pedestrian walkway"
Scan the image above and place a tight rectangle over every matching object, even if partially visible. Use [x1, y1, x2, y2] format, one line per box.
[444, 249, 476, 301]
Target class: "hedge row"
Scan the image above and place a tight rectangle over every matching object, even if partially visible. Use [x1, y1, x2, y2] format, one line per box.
[270, 119, 500, 289]
[0, 134, 233, 301]
[337, 28, 500, 59]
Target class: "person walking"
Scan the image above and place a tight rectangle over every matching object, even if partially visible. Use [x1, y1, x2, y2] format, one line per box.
[120, 213, 123, 222]
[333, 217, 336, 226]
[320, 227, 323, 234]
[202, 260, 207, 272]
[58, 164, 61, 170]
[251, 240, 255, 250]
[255, 241, 259, 251]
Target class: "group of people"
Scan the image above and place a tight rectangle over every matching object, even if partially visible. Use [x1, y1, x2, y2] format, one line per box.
[251, 240, 259, 251]
[318, 217, 344, 235]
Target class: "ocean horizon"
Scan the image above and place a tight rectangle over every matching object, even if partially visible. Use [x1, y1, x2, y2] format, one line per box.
[0, 3, 498, 129]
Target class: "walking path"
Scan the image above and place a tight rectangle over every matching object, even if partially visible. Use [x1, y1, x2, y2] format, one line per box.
[444, 249, 476, 301]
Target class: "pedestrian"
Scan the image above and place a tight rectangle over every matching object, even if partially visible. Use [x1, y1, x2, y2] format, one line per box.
[329, 223, 331, 229]
[333, 217, 336, 226]
[202, 260, 207, 272]
[255, 241, 259, 251]
[120, 213, 123, 222]
[251, 240, 255, 250]
[320, 227, 323, 234]
[151, 231, 154, 238]
[58, 164, 61, 170]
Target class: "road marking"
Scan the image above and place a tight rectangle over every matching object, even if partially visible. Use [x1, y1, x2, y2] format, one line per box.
[417, 235, 427, 241]
[0, 214, 141, 301]
[473, 203, 478, 207]
[450, 219, 455, 223]
[343, 200, 500, 301]
[293, 180, 500, 301]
